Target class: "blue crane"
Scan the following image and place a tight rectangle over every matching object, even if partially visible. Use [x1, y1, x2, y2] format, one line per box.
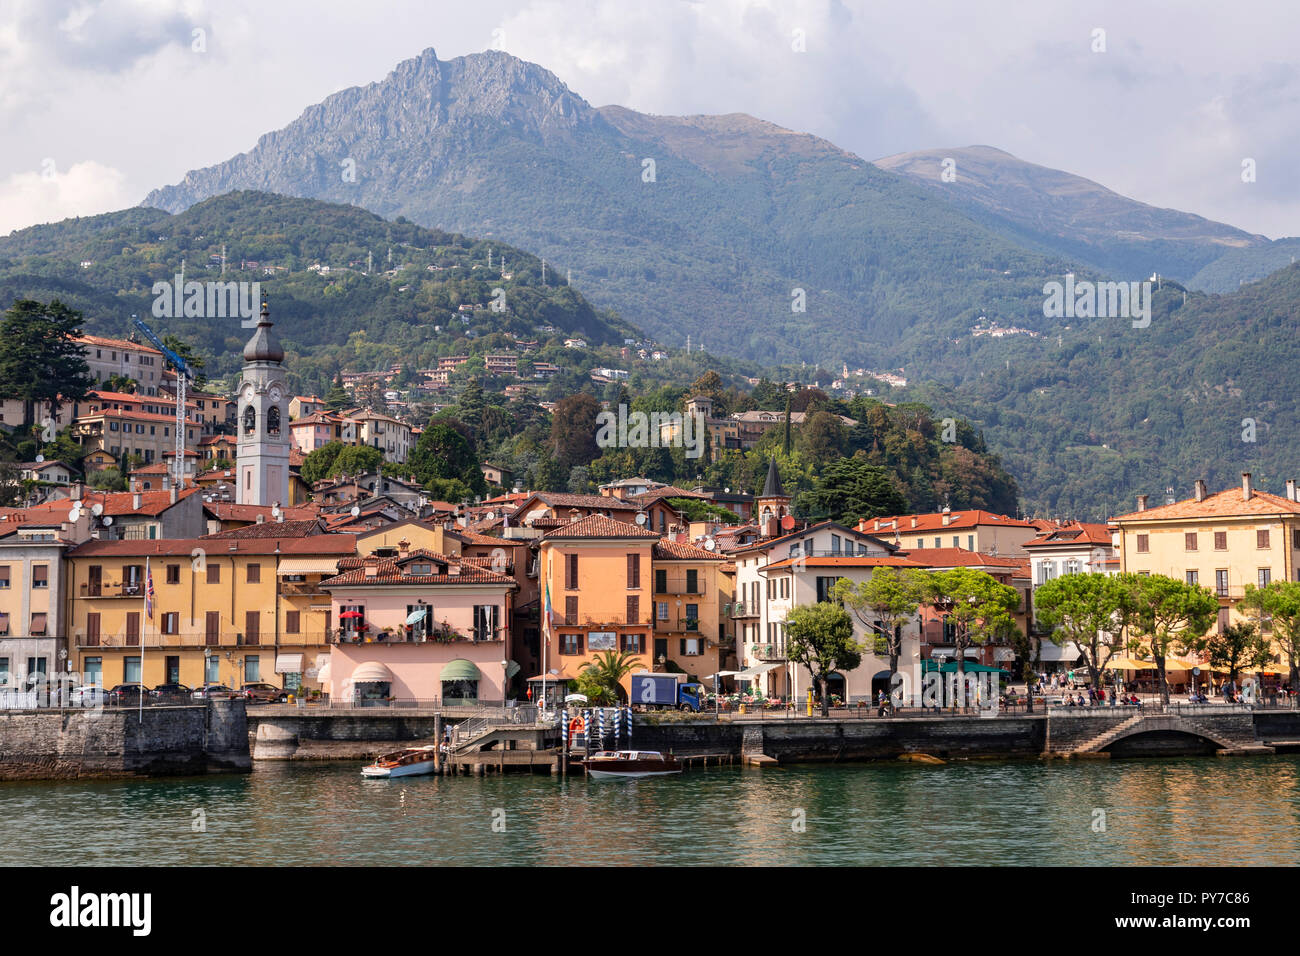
[131, 316, 195, 488]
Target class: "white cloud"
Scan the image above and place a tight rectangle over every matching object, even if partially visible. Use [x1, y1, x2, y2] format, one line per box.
[0, 160, 134, 236]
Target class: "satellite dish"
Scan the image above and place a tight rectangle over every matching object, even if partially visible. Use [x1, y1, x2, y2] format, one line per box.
[635, 512, 647, 526]
[780, 515, 796, 531]
[350, 506, 361, 517]
[271, 506, 281, 519]
[102, 516, 114, 526]
[35, 454, 44, 463]
[704, 538, 716, 551]
[91, 503, 104, 516]
[486, 511, 495, 520]
[67, 508, 81, 522]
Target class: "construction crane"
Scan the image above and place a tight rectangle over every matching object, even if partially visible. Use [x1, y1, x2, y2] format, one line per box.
[131, 316, 195, 490]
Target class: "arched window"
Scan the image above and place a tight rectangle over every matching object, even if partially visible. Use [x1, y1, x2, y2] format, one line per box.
[243, 406, 256, 435]
[267, 406, 281, 437]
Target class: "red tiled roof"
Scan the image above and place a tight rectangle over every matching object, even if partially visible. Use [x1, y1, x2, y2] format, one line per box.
[1024, 521, 1113, 548]
[1112, 487, 1300, 522]
[897, 548, 1025, 570]
[542, 514, 660, 540]
[860, 510, 1033, 534]
[518, 492, 640, 512]
[76, 334, 161, 353]
[652, 540, 726, 561]
[204, 519, 328, 539]
[322, 549, 515, 586]
[203, 502, 318, 522]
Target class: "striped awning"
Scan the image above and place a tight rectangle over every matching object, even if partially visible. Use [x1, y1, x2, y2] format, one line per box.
[351, 661, 393, 683]
[276, 557, 341, 575]
[440, 659, 481, 682]
[274, 653, 304, 674]
[735, 662, 780, 679]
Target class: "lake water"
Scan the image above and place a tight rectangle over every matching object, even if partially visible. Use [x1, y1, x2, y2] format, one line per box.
[6, 756, 1300, 866]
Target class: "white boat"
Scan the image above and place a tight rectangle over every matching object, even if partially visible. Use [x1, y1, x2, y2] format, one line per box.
[361, 746, 439, 778]
[584, 750, 682, 779]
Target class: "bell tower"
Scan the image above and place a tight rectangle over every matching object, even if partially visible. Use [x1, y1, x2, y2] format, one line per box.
[236, 300, 290, 507]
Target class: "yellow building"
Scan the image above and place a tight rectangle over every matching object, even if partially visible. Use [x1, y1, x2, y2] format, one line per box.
[650, 539, 727, 682]
[66, 534, 356, 691]
[1112, 473, 1300, 637]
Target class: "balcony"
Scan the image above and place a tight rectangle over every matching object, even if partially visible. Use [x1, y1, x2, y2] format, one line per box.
[751, 643, 786, 662]
[71, 631, 290, 649]
[655, 577, 707, 596]
[654, 616, 702, 634]
[79, 582, 145, 599]
[328, 625, 503, 645]
[728, 601, 760, 619]
[278, 581, 327, 597]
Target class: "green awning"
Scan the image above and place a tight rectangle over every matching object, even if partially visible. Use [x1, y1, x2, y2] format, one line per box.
[505, 660, 521, 680]
[923, 660, 1009, 675]
[440, 659, 482, 682]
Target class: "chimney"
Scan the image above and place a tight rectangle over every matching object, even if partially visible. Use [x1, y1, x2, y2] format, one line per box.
[397, 538, 410, 559]
[132, 491, 142, 511]
[256, 514, 265, 524]
[169, 485, 178, 505]
[1137, 494, 1148, 512]
[363, 554, 380, 577]
[71, 481, 83, 503]
[1288, 479, 1297, 502]
[1194, 479, 1207, 502]
[910, 516, 917, 529]
[448, 561, 461, 577]
[1242, 472, 1254, 501]
[942, 512, 951, 527]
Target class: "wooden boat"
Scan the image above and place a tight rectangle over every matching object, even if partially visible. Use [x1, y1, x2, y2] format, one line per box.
[361, 745, 439, 778]
[583, 750, 682, 779]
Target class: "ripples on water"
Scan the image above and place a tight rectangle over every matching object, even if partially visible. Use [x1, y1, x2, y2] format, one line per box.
[5, 757, 1299, 866]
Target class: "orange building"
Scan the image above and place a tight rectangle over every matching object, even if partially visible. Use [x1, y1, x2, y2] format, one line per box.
[536, 515, 659, 696]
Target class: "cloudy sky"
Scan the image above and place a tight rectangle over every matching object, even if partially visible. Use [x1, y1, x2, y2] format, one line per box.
[2, 0, 1297, 238]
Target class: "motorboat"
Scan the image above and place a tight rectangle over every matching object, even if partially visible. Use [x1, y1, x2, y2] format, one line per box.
[583, 750, 682, 779]
[361, 746, 439, 778]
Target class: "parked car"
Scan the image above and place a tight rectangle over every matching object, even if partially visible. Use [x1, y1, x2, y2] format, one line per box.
[191, 684, 238, 700]
[69, 685, 108, 707]
[240, 682, 288, 703]
[106, 683, 149, 705]
[150, 682, 193, 702]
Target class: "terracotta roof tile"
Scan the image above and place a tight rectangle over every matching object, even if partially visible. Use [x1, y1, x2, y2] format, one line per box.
[897, 547, 1025, 569]
[1112, 487, 1300, 522]
[764, 554, 925, 572]
[542, 513, 660, 540]
[68, 534, 356, 557]
[653, 539, 725, 561]
[859, 510, 1033, 534]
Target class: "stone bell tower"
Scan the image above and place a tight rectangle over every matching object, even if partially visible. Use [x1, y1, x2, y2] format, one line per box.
[236, 301, 290, 507]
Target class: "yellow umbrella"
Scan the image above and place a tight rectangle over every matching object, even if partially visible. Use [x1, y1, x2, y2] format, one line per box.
[1165, 657, 1208, 672]
[1105, 656, 1156, 671]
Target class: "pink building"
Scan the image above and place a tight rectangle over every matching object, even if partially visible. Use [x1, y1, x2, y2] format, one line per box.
[289, 412, 342, 453]
[320, 548, 518, 704]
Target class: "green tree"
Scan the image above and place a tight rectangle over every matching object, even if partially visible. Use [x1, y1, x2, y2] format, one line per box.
[1034, 573, 1133, 691]
[1191, 622, 1271, 687]
[0, 299, 94, 431]
[324, 375, 349, 412]
[797, 456, 905, 524]
[87, 467, 126, 491]
[576, 650, 644, 705]
[1120, 572, 1218, 705]
[1240, 581, 1300, 693]
[327, 445, 383, 479]
[834, 567, 928, 682]
[300, 441, 345, 486]
[550, 392, 601, 470]
[798, 410, 847, 461]
[929, 567, 1021, 700]
[533, 455, 567, 492]
[785, 602, 861, 717]
[162, 334, 207, 388]
[409, 422, 479, 488]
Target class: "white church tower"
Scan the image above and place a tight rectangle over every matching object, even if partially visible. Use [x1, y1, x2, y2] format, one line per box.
[236, 300, 290, 507]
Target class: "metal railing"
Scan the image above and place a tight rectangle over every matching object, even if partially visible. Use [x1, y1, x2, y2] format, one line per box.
[72, 631, 282, 649]
[328, 626, 502, 645]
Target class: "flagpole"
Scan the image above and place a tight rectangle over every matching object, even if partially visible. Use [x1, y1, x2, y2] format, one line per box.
[140, 557, 148, 724]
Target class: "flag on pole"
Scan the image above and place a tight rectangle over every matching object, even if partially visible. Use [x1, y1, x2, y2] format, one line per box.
[144, 557, 155, 621]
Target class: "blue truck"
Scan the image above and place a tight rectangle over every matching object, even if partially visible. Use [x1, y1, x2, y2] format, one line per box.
[630, 673, 704, 712]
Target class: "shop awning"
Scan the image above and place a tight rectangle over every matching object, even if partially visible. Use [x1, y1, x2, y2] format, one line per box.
[274, 653, 304, 674]
[505, 660, 521, 680]
[922, 661, 1009, 674]
[440, 659, 481, 682]
[405, 607, 429, 625]
[351, 661, 393, 683]
[735, 662, 780, 679]
[316, 658, 331, 683]
[704, 670, 740, 680]
[1039, 643, 1081, 663]
[276, 557, 341, 575]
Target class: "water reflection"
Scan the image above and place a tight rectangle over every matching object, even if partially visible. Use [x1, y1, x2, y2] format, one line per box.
[4, 756, 1299, 866]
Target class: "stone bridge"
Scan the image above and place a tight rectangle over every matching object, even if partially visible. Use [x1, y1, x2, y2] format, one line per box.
[1046, 706, 1274, 756]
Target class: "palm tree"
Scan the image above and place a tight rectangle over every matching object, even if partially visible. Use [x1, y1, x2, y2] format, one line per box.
[577, 650, 644, 705]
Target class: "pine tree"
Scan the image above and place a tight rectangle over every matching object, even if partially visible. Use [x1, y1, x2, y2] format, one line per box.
[0, 299, 94, 431]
